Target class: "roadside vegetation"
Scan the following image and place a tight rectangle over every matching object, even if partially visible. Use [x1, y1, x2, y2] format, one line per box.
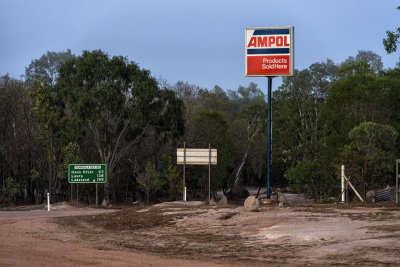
[1, 7, 400, 205]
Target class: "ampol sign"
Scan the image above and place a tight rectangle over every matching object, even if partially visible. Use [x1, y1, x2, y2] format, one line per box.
[245, 27, 294, 76]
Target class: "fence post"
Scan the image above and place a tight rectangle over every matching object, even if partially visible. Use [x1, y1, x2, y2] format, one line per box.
[47, 192, 50, 211]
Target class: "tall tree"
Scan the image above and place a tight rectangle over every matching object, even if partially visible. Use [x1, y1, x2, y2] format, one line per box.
[28, 50, 75, 197]
[343, 122, 398, 197]
[383, 6, 400, 54]
[324, 60, 387, 153]
[57, 50, 184, 202]
[272, 60, 339, 196]
[0, 75, 43, 204]
[344, 51, 383, 73]
[381, 68, 400, 154]
[190, 110, 234, 198]
[273, 66, 330, 166]
[30, 80, 69, 197]
[229, 99, 267, 191]
[25, 50, 75, 86]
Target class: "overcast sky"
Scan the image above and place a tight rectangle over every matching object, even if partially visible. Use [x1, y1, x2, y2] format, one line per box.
[1, 0, 399, 92]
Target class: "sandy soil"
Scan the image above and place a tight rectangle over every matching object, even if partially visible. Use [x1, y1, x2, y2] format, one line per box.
[0, 203, 229, 266]
[1, 200, 400, 266]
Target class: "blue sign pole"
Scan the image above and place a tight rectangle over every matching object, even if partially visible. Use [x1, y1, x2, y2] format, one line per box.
[267, 77, 273, 199]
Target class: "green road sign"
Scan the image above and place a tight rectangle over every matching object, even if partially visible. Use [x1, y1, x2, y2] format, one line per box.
[68, 164, 107, 183]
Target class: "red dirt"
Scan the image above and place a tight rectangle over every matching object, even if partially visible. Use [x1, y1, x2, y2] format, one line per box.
[2, 201, 400, 266]
[0, 205, 232, 266]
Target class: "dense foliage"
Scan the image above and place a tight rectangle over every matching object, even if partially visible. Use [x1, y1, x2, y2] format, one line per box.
[1, 48, 400, 205]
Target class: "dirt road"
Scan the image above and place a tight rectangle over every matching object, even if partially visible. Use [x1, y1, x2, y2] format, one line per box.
[0, 204, 230, 266]
[1, 201, 400, 266]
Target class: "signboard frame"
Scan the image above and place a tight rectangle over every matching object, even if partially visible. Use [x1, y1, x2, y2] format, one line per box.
[68, 164, 107, 184]
[177, 148, 217, 165]
[177, 144, 217, 203]
[245, 26, 294, 77]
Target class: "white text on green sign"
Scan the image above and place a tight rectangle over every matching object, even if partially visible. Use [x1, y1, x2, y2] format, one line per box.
[68, 164, 107, 183]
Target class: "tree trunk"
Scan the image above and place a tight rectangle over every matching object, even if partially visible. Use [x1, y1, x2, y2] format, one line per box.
[232, 150, 249, 189]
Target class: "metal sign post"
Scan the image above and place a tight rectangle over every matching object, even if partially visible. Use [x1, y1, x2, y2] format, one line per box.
[68, 164, 107, 206]
[209, 144, 211, 203]
[266, 77, 273, 199]
[245, 26, 294, 200]
[183, 142, 186, 201]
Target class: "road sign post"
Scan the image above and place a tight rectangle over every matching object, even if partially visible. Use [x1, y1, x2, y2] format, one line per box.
[245, 27, 294, 77]
[267, 76, 272, 199]
[68, 164, 107, 206]
[68, 164, 107, 183]
[245, 26, 294, 199]
[177, 146, 217, 202]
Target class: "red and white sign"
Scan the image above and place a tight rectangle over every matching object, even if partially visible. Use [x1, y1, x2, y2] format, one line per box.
[245, 27, 294, 76]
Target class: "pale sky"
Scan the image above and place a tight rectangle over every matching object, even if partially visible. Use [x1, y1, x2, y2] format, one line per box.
[0, 0, 399, 92]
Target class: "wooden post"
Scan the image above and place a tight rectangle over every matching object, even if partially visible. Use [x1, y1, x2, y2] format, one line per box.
[76, 184, 79, 207]
[96, 183, 98, 207]
[176, 146, 217, 202]
[47, 192, 50, 211]
[343, 173, 364, 202]
[208, 144, 211, 203]
[341, 165, 345, 202]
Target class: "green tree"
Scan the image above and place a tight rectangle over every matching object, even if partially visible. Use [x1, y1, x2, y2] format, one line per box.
[381, 68, 400, 154]
[136, 161, 161, 204]
[383, 6, 400, 54]
[286, 161, 336, 201]
[159, 155, 181, 200]
[343, 51, 383, 74]
[29, 81, 66, 197]
[343, 122, 398, 197]
[272, 60, 339, 194]
[219, 83, 268, 194]
[324, 60, 387, 154]
[56, 50, 184, 202]
[1, 75, 44, 204]
[273, 64, 332, 168]
[191, 111, 234, 197]
[59, 142, 83, 198]
[229, 99, 267, 190]
[25, 50, 75, 86]
[228, 82, 265, 113]
[27, 50, 75, 198]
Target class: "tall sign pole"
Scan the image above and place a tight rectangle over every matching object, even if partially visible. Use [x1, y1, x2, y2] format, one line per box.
[267, 77, 273, 199]
[208, 143, 211, 203]
[245, 26, 294, 200]
[183, 142, 186, 201]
